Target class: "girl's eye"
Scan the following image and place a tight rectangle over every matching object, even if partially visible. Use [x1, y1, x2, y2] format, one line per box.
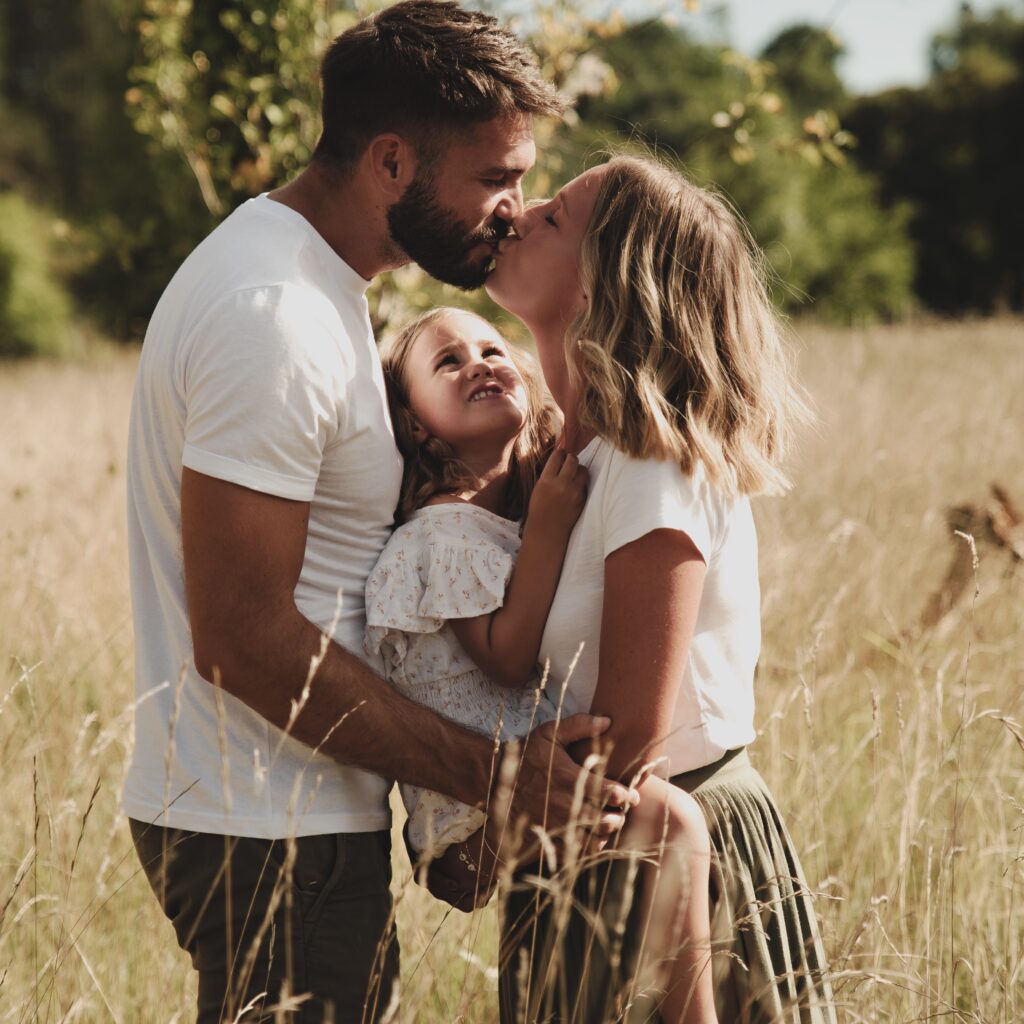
[437, 354, 458, 368]
[483, 346, 504, 358]
[544, 213, 557, 227]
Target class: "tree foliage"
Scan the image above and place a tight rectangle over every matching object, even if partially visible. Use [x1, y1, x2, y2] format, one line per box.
[761, 24, 846, 113]
[128, 0, 356, 216]
[0, 0, 216, 336]
[568, 19, 914, 322]
[845, 3, 1024, 315]
[2, 0, 1016, 346]
[0, 193, 73, 358]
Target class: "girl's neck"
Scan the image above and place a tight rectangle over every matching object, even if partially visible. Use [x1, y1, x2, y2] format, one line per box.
[465, 473, 511, 516]
[453, 440, 516, 517]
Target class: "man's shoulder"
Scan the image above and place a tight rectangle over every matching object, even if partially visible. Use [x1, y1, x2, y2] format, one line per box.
[217, 279, 343, 332]
[146, 198, 372, 389]
[181, 197, 341, 290]
[181, 282, 355, 395]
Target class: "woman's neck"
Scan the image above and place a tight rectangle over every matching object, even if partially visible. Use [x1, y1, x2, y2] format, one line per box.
[531, 325, 595, 456]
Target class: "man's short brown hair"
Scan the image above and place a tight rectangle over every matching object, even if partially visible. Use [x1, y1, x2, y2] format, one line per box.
[314, 0, 566, 170]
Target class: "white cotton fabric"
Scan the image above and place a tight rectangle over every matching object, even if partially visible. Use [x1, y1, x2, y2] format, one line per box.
[364, 503, 559, 855]
[539, 438, 761, 774]
[124, 195, 404, 838]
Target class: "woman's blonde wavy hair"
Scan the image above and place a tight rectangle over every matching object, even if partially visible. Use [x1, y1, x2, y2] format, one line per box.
[569, 155, 808, 496]
[382, 308, 560, 524]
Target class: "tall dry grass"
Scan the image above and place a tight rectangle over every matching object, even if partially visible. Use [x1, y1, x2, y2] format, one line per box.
[1, 319, 1022, 1022]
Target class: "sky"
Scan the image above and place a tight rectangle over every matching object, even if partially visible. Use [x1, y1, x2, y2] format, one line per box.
[629, 0, 1011, 95]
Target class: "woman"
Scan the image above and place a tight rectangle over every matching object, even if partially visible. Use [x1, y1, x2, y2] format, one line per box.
[484, 154, 837, 1024]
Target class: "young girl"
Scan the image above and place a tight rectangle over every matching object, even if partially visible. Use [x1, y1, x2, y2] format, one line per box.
[484, 155, 837, 1023]
[364, 306, 720, 1023]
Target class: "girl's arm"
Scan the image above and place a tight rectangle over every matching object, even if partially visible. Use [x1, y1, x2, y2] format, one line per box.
[449, 449, 587, 689]
[569, 528, 706, 782]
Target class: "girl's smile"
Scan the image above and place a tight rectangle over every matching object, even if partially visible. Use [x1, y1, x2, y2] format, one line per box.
[468, 381, 508, 401]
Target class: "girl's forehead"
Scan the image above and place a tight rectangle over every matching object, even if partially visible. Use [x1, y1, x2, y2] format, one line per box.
[418, 312, 507, 351]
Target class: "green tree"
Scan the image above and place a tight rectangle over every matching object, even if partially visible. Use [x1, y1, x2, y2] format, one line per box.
[0, 0, 214, 335]
[128, 0, 354, 217]
[569, 19, 914, 322]
[0, 0, 920, 340]
[846, 3, 1024, 314]
[0, 193, 74, 358]
[761, 24, 846, 114]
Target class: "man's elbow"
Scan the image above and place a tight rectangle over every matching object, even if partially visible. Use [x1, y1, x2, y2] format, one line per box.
[193, 648, 226, 686]
[192, 628, 247, 689]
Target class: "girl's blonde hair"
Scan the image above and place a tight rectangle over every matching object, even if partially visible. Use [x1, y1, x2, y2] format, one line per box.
[382, 307, 560, 523]
[569, 155, 808, 496]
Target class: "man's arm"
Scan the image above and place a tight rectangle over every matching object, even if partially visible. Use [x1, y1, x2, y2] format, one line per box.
[181, 468, 631, 831]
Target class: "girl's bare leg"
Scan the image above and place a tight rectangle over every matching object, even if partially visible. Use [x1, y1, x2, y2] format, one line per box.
[621, 775, 717, 1024]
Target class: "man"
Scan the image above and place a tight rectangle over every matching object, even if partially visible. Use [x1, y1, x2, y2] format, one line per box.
[124, 3, 631, 1021]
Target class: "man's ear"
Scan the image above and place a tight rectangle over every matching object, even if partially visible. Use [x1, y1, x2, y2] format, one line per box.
[366, 133, 418, 202]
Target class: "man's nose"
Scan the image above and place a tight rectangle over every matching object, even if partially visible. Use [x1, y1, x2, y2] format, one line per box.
[508, 204, 534, 241]
[494, 182, 525, 225]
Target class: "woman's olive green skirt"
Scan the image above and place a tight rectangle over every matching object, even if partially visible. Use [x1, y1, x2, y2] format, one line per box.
[498, 748, 837, 1023]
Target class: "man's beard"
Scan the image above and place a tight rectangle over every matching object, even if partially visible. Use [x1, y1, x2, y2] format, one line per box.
[387, 173, 507, 290]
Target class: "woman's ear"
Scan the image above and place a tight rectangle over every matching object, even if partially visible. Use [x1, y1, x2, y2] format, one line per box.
[410, 418, 429, 444]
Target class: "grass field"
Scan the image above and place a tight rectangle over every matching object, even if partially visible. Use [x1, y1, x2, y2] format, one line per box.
[1, 318, 1022, 1022]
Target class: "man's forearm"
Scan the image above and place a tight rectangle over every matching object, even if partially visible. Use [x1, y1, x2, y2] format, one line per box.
[198, 604, 496, 809]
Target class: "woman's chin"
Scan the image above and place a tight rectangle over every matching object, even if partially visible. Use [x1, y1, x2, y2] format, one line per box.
[483, 272, 503, 306]
[484, 265, 518, 313]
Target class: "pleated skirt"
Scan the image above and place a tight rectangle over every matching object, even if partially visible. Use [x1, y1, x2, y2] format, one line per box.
[498, 747, 837, 1024]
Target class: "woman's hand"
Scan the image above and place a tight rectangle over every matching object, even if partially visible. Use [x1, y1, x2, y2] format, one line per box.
[526, 448, 588, 540]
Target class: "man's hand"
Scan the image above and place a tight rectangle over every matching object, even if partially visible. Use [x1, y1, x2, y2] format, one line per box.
[485, 713, 639, 863]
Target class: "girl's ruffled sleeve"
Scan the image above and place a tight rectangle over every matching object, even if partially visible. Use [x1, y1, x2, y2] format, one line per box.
[364, 519, 515, 663]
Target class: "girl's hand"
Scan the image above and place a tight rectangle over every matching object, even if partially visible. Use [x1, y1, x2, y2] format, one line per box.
[527, 448, 588, 539]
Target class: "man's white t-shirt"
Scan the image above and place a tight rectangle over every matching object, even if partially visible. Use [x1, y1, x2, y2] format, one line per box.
[539, 438, 760, 775]
[124, 195, 404, 838]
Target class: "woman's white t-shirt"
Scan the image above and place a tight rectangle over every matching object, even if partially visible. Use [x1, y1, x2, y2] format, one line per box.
[539, 438, 760, 774]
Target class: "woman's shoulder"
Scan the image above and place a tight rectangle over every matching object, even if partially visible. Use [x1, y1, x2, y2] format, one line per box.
[592, 440, 746, 560]
[599, 439, 748, 504]
[595, 439, 706, 496]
